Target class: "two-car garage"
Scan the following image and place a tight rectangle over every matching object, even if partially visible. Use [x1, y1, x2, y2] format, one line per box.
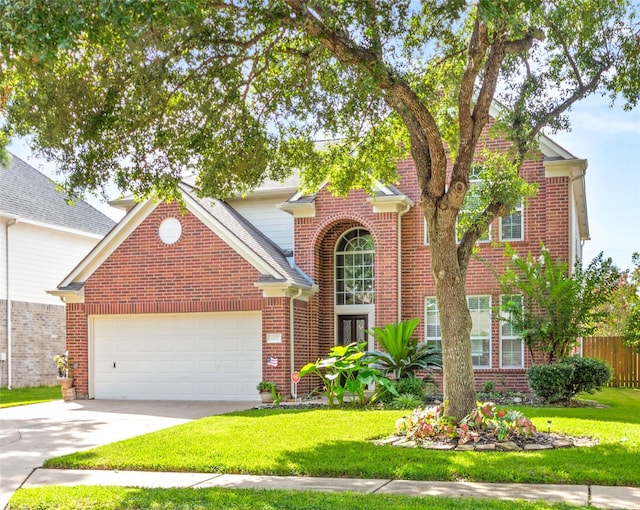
[90, 312, 262, 401]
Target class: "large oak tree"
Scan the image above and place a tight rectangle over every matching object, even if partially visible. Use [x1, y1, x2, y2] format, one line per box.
[1, 0, 638, 419]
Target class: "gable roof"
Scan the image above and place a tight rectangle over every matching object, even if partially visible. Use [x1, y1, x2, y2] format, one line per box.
[0, 153, 115, 236]
[52, 182, 315, 302]
[182, 184, 314, 288]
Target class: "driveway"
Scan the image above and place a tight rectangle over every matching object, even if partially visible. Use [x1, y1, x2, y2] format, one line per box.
[0, 399, 255, 509]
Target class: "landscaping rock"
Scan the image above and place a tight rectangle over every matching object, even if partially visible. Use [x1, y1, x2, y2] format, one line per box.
[551, 439, 574, 448]
[423, 443, 455, 450]
[524, 444, 553, 450]
[496, 441, 521, 451]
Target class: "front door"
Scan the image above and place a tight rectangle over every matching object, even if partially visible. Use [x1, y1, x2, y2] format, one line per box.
[337, 315, 368, 346]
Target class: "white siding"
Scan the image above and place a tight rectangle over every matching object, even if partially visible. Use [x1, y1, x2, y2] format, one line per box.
[0, 218, 7, 300]
[228, 197, 294, 251]
[7, 222, 99, 305]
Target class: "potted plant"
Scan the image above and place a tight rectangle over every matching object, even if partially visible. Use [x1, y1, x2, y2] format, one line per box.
[54, 352, 75, 401]
[256, 381, 277, 403]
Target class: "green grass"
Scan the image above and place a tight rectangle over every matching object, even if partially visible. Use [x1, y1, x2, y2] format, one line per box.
[9, 486, 583, 510]
[0, 385, 60, 408]
[44, 387, 640, 486]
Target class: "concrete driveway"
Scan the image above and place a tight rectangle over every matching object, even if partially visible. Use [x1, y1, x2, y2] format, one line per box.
[0, 399, 255, 509]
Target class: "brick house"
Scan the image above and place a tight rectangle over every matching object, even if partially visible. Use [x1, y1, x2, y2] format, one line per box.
[51, 130, 588, 401]
[1, 153, 115, 388]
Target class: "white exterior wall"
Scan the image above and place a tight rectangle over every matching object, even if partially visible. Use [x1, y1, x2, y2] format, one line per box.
[228, 197, 294, 251]
[4, 221, 100, 305]
[0, 218, 7, 300]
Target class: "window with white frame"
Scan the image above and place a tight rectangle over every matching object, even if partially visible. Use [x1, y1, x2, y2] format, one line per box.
[335, 228, 374, 305]
[424, 218, 429, 245]
[500, 294, 523, 368]
[425, 295, 491, 368]
[500, 200, 524, 241]
[457, 165, 491, 242]
[425, 297, 440, 348]
[468, 295, 491, 368]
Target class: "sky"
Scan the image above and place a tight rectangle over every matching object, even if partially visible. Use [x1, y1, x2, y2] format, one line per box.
[7, 94, 640, 271]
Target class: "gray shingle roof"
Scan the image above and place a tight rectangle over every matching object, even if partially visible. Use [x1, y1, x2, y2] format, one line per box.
[182, 185, 313, 288]
[0, 153, 115, 235]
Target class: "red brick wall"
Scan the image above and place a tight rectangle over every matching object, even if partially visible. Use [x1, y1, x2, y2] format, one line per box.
[67, 132, 574, 397]
[294, 188, 400, 358]
[67, 202, 293, 398]
[296, 131, 572, 392]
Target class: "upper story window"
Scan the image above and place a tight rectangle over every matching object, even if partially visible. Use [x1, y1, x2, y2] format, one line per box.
[335, 228, 374, 305]
[500, 200, 524, 241]
[457, 165, 491, 243]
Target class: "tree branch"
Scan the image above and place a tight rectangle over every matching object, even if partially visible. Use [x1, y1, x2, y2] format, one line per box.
[530, 67, 607, 139]
[280, 0, 448, 184]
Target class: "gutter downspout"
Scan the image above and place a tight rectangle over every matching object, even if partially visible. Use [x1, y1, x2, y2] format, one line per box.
[397, 203, 411, 321]
[5, 218, 17, 390]
[290, 287, 303, 399]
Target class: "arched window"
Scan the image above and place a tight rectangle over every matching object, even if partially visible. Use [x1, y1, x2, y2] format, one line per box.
[335, 228, 374, 305]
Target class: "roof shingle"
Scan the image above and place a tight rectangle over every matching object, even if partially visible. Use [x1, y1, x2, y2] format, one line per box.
[0, 153, 115, 235]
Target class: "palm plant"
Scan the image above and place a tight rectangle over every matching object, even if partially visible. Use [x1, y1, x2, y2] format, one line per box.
[367, 318, 442, 380]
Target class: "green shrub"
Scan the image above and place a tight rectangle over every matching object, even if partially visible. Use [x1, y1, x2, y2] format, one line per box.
[562, 355, 612, 395]
[527, 356, 612, 404]
[526, 363, 575, 403]
[372, 375, 426, 405]
[388, 393, 425, 410]
[396, 376, 426, 398]
[482, 380, 495, 393]
[367, 319, 442, 379]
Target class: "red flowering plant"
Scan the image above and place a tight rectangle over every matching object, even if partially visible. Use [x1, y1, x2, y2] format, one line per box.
[395, 405, 458, 442]
[395, 402, 536, 444]
[459, 402, 536, 443]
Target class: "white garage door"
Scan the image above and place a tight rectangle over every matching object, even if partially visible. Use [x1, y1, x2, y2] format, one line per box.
[91, 312, 262, 400]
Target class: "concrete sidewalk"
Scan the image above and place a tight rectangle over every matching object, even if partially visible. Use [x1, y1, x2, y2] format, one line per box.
[0, 399, 254, 509]
[21, 468, 640, 509]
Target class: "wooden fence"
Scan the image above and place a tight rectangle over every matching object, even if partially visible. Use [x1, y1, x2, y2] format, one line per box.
[583, 336, 640, 388]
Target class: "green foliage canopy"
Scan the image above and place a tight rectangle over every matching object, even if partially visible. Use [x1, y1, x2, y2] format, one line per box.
[1, 1, 638, 206]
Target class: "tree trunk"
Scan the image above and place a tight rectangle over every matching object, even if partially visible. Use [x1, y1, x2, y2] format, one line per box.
[436, 275, 477, 421]
[429, 208, 477, 421]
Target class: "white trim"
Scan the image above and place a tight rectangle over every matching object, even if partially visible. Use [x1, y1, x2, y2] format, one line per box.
[499, 295, 524, 369]
[254, 280, 317, 299]
[499, 201, 524, 242]
[0, 212, 105, 240]
[423, 218, 429, 245]
[366, 194, 414, 213]
[277, 201, 316, 218]
[334, 305, 375, 352]
[468, 295, 492, 369]
[334, 228, 375, 307]
[56, 184, 312, 298]
[186, 196, 279, 277]
[57, 199, 158, 289]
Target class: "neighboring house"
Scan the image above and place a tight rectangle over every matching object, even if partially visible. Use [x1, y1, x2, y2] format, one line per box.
[0, 154, 115, 388]
[51, 128, 589, 401]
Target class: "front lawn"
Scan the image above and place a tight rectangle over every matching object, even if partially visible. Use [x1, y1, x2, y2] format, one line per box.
[0, 385, 60, 408]
[44, 388, 640, 486]
[9, 486, 583, 510]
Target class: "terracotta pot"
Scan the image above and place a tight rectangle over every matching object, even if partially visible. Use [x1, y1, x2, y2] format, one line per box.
[57, 377, 73, 389]
[260, 391, 274, 403]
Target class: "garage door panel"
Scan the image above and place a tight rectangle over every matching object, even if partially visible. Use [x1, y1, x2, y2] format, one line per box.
[92, 312, 262, 400]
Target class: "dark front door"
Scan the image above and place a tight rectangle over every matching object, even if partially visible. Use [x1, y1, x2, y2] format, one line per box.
[337, 315, 368, 346]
